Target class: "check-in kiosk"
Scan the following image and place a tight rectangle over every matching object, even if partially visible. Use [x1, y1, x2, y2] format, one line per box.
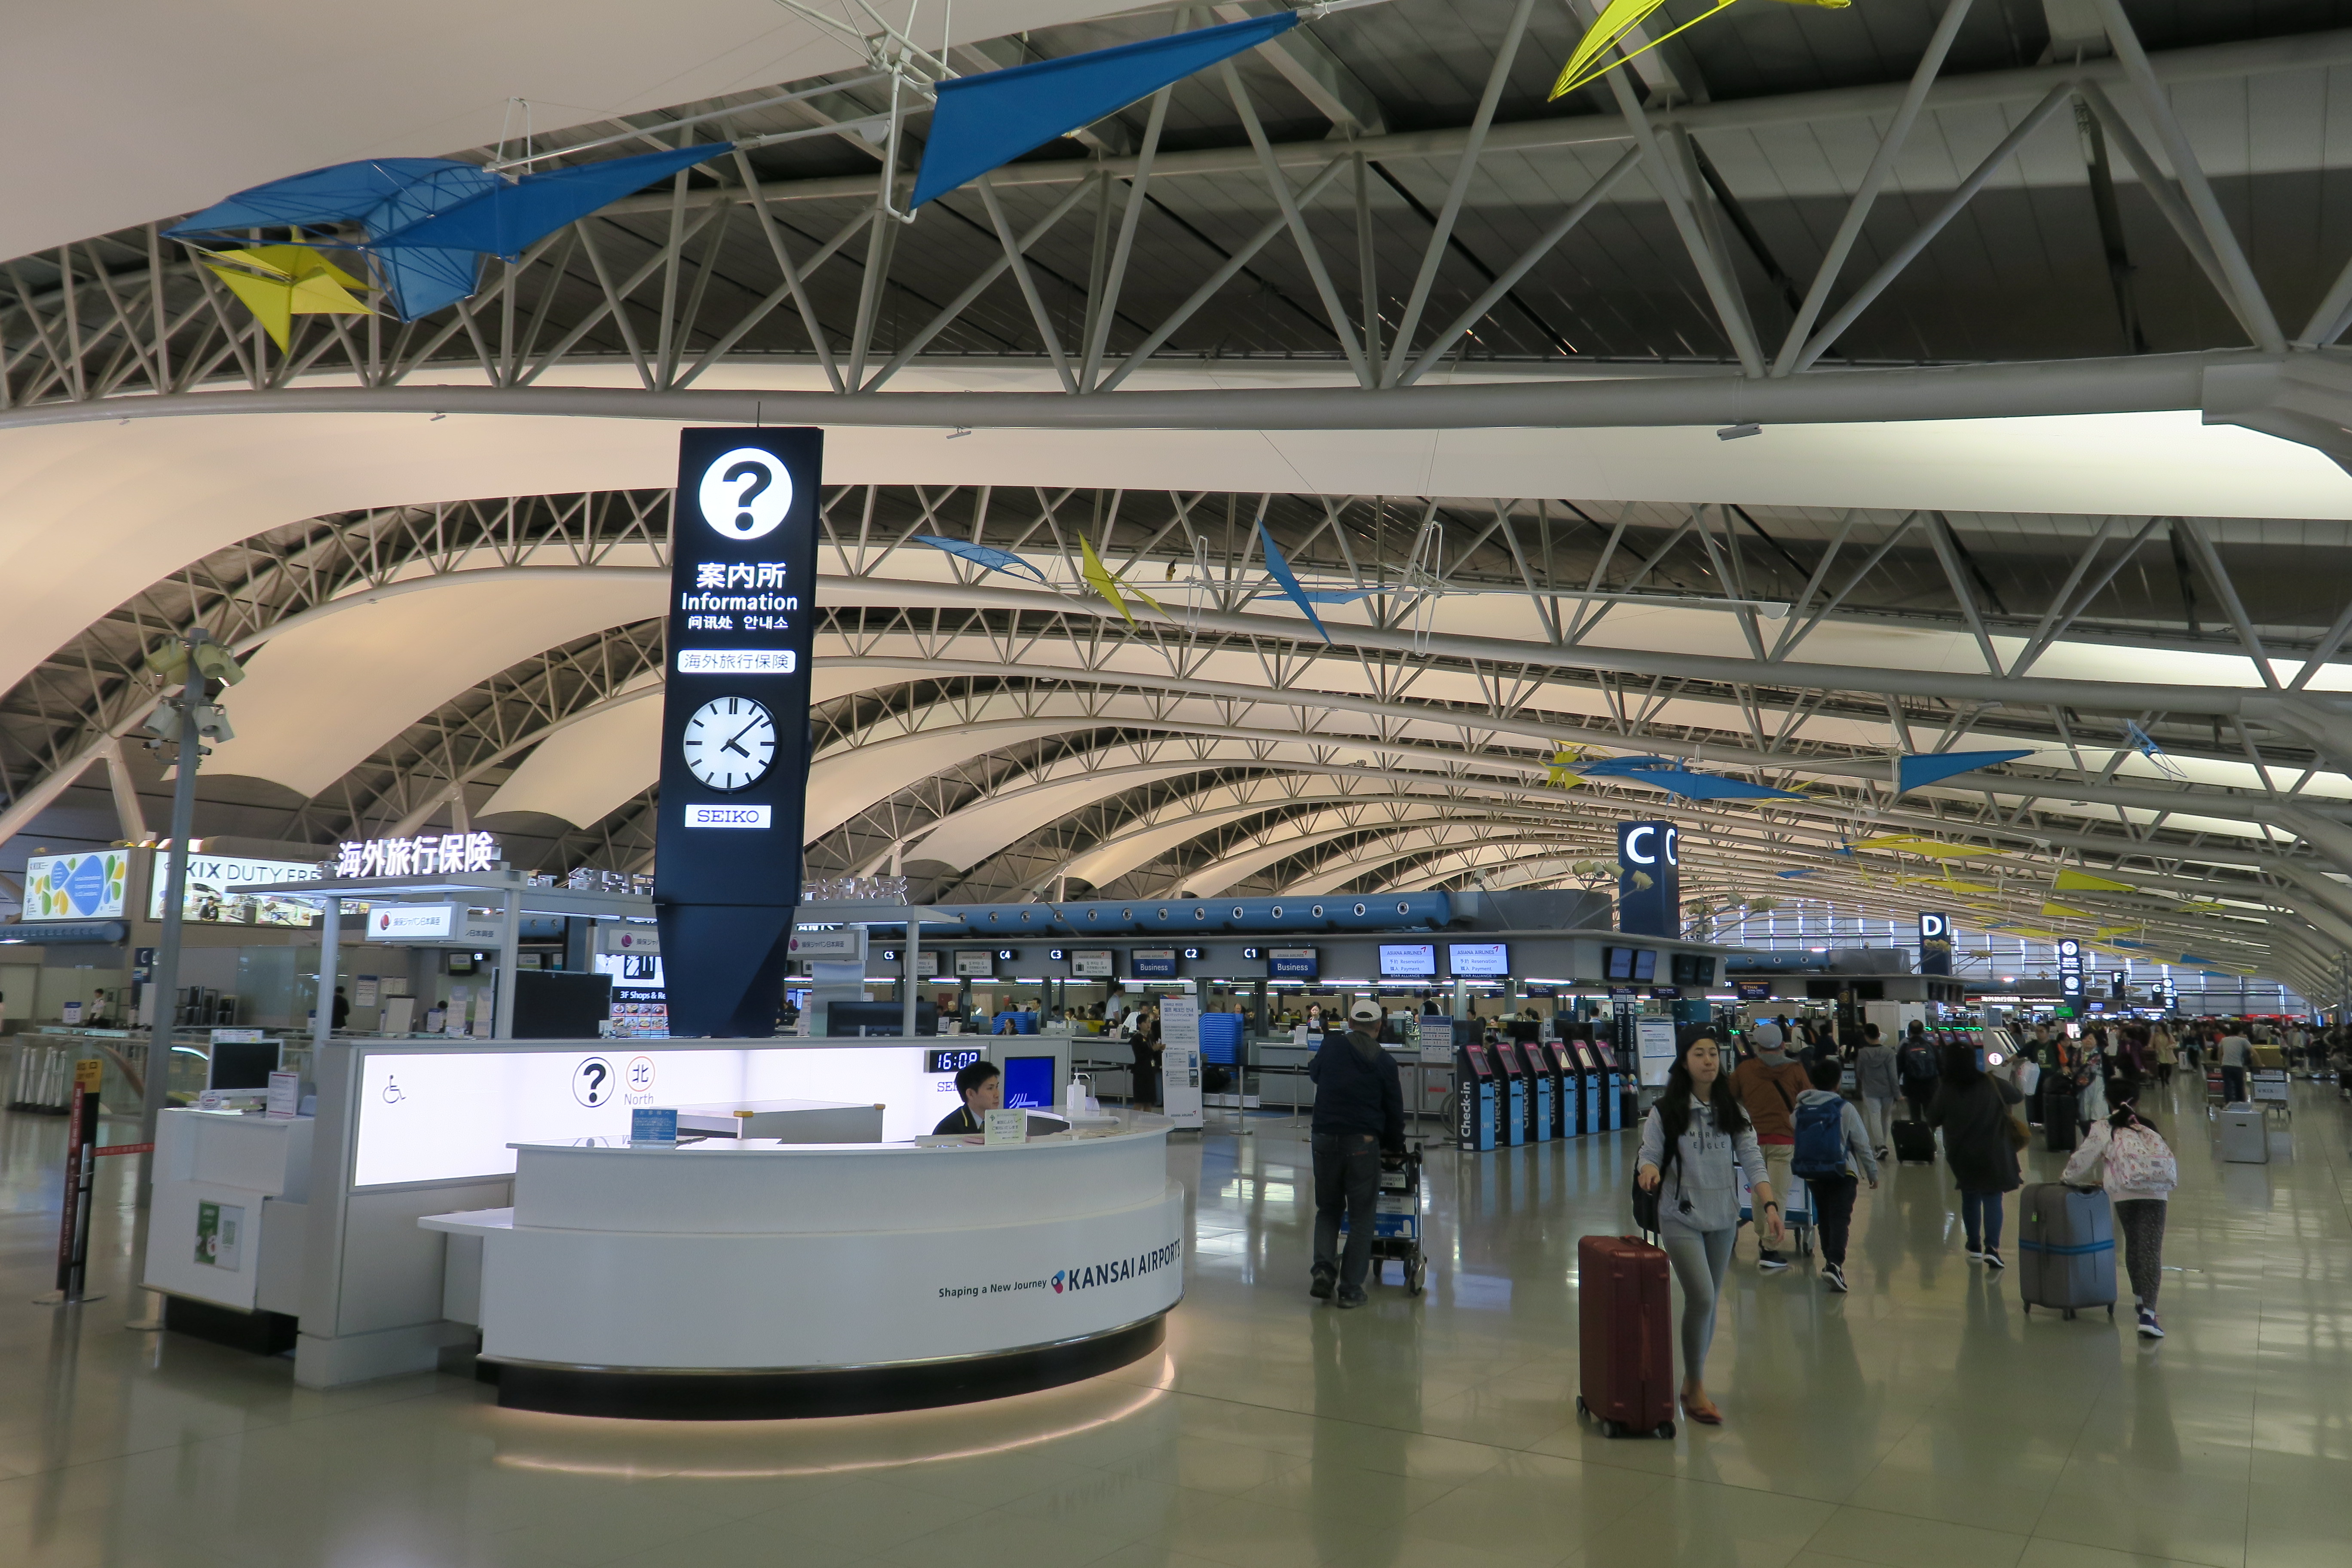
[1590, 1041, 1628, 1131]
[1491, 1036, 1528, 1147]
[1542, 1041, 1579, 1139]
[1505, 1040, 1553, 1143]
[1571, 1041, 1607, 1134]
[1455, 1041, 1498, 1152]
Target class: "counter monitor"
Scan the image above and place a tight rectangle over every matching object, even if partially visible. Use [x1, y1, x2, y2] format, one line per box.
[1448, 942, 1508, 977]
[1602, 946, 1657, 982]
[1001, 1054, 1056, 1110]
[1379, 943, 1436, 978]
[1070, 949, 1115, 977]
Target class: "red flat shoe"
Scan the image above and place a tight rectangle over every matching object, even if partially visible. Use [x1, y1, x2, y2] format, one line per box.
[1680, 1397, 1723, 1426]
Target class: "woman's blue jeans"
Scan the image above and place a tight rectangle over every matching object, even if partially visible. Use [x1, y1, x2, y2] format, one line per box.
[1961, 1188, 2004, 1252]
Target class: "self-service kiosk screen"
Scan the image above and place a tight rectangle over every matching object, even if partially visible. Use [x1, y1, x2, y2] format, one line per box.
[1548, 1042, 1575, 1073]
[1001, 1054, 1056, 1110]
[1591, 1043, 1618, 1071]
[1462, 1043, 1494, 1078]
[1574, 1043, 1604, 1072]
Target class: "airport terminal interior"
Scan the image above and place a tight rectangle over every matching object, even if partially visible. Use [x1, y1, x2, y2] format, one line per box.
[7, 0, 2352, 1563]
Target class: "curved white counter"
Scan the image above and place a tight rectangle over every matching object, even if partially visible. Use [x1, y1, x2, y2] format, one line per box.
[422, 1118, 1182, 1418]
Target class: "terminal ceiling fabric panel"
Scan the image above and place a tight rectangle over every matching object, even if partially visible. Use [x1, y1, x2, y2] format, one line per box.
[215, 573, 662, 796]
[479, 683, 664, 827]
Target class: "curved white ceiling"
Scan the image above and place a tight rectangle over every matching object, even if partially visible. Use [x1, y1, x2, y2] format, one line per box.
[481, 680, 662, 827]
[9, 367, 2352, 707]
[3, 0, 1120, 260]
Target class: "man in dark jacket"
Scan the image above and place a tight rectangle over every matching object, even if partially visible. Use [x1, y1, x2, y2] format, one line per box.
[1309, 999, 1405, 1308]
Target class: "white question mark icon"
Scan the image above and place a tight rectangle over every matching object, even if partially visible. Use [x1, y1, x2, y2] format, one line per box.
[698, 447, 793, 539]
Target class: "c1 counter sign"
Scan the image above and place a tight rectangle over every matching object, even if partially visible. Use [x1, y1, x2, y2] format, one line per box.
[654, 429, 822, 1038]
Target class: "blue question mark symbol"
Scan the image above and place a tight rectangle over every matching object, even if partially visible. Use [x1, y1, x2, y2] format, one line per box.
[725, 461, 771, 533]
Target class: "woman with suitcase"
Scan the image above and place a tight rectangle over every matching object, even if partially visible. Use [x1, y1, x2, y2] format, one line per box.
[2060, 1091, 2177, 1338]
[1927, 1041, 2026, 1268]
[1635, 1035, 1783, 1427]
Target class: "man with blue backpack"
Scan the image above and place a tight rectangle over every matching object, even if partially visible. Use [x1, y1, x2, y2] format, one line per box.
[1792, 1056, 1880, 1293]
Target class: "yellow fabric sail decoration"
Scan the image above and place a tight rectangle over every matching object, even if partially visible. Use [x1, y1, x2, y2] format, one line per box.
[1545, 746, 1586, 787]
[1896, 875, 1994, 892]
[2041, 901, 2094, 919]
[1855, 836, 2004, 859]
[1076, 536, 1165, 626]
[202, 245, 374, 350]
[1551, 0, 1849, 101]
[2052, 868, 2137, 892]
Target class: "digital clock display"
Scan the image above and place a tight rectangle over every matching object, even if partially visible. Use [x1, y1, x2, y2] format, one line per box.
[925, 1048, 986, 1075]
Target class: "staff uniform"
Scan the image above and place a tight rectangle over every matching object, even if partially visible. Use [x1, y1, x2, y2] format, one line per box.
[1636, 1099, 1770, 1381]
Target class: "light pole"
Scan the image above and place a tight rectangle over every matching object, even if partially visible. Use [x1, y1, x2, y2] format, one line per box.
[135, 627, 240, 1207]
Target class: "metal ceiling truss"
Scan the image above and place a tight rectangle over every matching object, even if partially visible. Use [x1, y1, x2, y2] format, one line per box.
[5, 474, 2349, 992]
[11, 12, 2352, 450]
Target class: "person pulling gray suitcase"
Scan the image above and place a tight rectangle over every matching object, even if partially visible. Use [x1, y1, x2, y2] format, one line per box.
[2017, 1182, 2115, 1320]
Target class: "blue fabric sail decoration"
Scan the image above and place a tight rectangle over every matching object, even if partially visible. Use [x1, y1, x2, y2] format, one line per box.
[1578, 756, 1810, 802]
[1896, 749, 2034, 793]
[1251, 588, 1379, 604]
[1776, 867, 1819, 878]
[371, 143, 728, 260]
[1255, 520, 1330, 642]
[167, 156, 501, 320]
[910, 12, 1300, 208]
[911, 534, 1049, 584]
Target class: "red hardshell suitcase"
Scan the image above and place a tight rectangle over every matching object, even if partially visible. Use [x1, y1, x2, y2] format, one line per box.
[1575, 1234, 1676, 1439]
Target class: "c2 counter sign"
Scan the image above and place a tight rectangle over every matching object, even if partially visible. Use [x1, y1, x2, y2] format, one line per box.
[653, 428, 823, 1038]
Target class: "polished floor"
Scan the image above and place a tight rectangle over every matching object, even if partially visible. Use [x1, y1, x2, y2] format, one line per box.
[3, 1075, 2349, 1568]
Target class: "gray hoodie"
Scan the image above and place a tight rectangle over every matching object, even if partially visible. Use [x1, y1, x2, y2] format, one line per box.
[1854, 1042, 1900, 1100]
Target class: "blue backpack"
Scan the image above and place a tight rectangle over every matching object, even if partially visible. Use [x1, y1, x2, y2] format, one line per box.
[1791, 1097, 1848, 1181]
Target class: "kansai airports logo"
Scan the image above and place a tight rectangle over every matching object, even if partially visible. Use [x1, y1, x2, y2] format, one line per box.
[1054, 1240, 1182, 1295]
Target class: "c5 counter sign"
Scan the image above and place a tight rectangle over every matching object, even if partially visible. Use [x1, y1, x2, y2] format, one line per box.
[654, 429, 823, 1037]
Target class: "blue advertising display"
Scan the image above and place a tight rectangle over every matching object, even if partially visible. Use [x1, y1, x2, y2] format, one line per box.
[1615, 821, 1681, 938]
[653, 429, 822, 1038]
[1001, 1055, 1056, 1110]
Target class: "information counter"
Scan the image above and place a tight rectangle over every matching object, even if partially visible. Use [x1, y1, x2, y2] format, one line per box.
[422, 1118, 1181, 1419]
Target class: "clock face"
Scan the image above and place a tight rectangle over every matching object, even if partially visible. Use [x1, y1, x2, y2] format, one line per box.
[680, 695, 777, 792]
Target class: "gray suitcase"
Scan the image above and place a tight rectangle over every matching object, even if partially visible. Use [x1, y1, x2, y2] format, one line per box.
[2017, 1182, 2115, 1320]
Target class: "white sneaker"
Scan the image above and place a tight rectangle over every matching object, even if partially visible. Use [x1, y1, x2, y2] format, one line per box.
[1965, 1248, 1985, 1262]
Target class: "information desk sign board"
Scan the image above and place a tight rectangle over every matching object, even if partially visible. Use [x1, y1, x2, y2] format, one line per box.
[630, 1107, 680, 1145]
[982, 1107, 1028, 1145]
[265, 1070, 300, 1120]
[1418, 1016, 1455, 1065]
[1159, 995, 1204, 1128]
[1634, 1017, 1679, 1088]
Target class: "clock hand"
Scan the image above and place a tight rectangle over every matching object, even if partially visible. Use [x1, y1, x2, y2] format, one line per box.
[721, 719, 762, 757]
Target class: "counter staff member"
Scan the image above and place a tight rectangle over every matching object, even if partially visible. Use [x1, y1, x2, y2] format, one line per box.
[933, 1060, 1003, 1135]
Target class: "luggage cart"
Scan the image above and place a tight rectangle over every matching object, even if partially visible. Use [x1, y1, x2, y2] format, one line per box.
[1339, 1147, 1428, 1294]
[1740, 1171, 1815, 1257]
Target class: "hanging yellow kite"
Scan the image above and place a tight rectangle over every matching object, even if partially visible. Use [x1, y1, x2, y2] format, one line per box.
[2052, 868, 2137, 892]
[201, 245, 374, 350]
[1545, 746, 1587, 787]
[1551, 0, 1851, 101]
[1076, 536, 1165, 627]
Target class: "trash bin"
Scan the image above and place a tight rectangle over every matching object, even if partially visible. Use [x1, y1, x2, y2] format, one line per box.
[2220, 1102, 2269, 1164]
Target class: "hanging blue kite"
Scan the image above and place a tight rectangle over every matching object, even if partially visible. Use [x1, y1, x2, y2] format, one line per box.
[1577, 756, 1810, 802]
[168, 142, 726, 322]
[1250, 588, 1380, 604]
[911, 534, 1050, 584]
[2122, 720, 2187, 781]
[910, 12, 1300, 208]
[1254, 520, 1330, 642]
[1894, 749, 2034, 794]
[1776, 867, 1819, 879]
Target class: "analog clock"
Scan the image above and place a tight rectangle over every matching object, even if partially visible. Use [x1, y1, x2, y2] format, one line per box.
[680, 695, 777, 791]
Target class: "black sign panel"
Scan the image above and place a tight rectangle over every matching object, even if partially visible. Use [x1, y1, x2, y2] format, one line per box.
[653, 428, 822, 1035]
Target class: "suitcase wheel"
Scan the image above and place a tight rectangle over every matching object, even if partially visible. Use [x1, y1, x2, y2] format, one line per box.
[1600, 1418, 1623, 1439]
[2063, 1309, 2077, 1321]
[1406, 1259, 1426, 1296]
[1654, 1420, 1675, 1439]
